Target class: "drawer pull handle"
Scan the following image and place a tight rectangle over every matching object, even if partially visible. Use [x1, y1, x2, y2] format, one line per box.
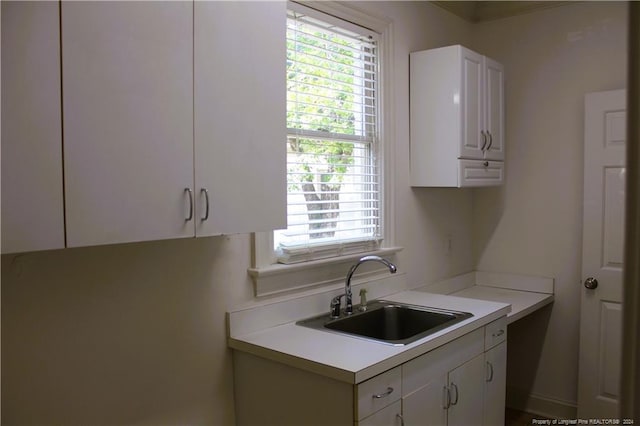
[372, 387, 393, 399]
[480, 130, 488, 151]
[396, 413, 405, 426]
[492, 329, 505, 338]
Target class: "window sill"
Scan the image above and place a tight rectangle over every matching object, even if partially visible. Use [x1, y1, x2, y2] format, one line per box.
[248, 246, 403, 297]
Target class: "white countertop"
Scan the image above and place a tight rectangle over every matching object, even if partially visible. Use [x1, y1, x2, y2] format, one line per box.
[449, 285, 553, 324]
[228, 290, 510, 384]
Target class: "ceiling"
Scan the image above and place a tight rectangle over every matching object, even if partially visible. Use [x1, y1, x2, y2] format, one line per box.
[432, 1, 574, 23]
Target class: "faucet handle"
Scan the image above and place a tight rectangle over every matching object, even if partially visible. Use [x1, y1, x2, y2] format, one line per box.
[330, 294, 344, 319]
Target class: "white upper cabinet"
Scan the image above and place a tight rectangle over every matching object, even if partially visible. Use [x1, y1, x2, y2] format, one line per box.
[194, 1, 286, 237]
[410, 45, 505, 187]
[62, 1, 194, 247]
[60, 1, 286, 248]
[1, 1, 65, 254]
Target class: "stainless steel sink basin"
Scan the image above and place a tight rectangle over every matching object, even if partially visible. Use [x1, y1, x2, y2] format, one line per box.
[296, 300, 473, 346]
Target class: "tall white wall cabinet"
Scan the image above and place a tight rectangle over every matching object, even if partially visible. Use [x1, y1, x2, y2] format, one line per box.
[1, 2, 65, 253]
[1, 1, 286, 253]
[410, 45, 505, 187]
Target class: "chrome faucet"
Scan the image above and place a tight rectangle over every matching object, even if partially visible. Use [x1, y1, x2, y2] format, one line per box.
[330, 256, 397, 319]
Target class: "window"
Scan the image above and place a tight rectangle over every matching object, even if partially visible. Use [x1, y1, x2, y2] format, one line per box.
[250, 2, 396, 296]
[276, 3, 381, 264]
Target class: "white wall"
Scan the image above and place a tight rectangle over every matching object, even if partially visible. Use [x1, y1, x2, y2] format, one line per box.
[470, 1, 628, 415]
[0, 2, 475, 424]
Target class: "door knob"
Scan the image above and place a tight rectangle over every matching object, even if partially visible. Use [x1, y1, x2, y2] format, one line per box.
[584, 277, 598, 289]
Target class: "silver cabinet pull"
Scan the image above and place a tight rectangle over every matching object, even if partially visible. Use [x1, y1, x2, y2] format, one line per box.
[487, 131, 493, 151]
[584, 277, 598, 289]
[480, 130, 488, 151]
[200, 188, 210, 221]
[372, 387, 394, 399]
[396, 413, 405, 426]
[486, 361, 494, 382]
[492, 329, 505, 338]
[443, 385, 451, 409]
[450, 382, 459, 405]
[185, 188, 194, 221]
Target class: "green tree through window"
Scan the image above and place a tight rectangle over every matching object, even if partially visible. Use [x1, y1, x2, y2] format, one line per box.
[277, 7, 380, 262]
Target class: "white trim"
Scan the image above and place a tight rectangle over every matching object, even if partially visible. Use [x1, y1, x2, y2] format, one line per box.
[250, 246, 403, 297]
[292, 1, 391, 34]
[252, 1, 396, 297]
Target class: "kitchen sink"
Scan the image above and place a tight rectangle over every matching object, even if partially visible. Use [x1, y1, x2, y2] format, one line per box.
[296, 300, 473, 346]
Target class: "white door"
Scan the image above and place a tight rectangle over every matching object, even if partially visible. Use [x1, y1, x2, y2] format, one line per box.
[447, 354, 484, 426]
[460, 47, 485, 160]
[577, 89, 626, 418]
[194, 1, 287, 237]
[402, 374, 448, 426]
[62, 1, 194, 247]
[1, 1, 65, 253]
[483, 343, 506, 426]
[483, 57, 504, 161]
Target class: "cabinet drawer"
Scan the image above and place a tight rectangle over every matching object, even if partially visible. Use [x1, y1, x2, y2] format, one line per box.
[356, 366, 401, 420]
[484, 316, 507, 350]
[458, 159, 503, 187]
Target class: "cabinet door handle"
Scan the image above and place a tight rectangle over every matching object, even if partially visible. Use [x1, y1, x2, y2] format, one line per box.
[480, 130, 488, 151]
[443, 385, 451, 409]
[372, 387, 394, 399]
[450, 382, 459, 405]
[185, 188, 194, 221]
[200, 188, 210, 221]
[396, 413, 405, 426]
[487, 131, 493, 151]
[486, 361, 494, 382]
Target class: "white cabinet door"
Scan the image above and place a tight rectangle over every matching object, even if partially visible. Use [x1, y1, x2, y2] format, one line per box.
[62, 1, 194, 247]
[483, 57, 505, 161]
[1, 1, 65, 254]
[358, 401, 403, 426]
[194, 1, 286, 236]
[447, 354, 485, 426]
[483, 342, 506, 426]
[402, 373, 447, 426]
[460, 47, 485, 160]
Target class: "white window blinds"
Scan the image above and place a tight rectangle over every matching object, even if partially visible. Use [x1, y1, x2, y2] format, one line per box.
[276, 4, 381, 264]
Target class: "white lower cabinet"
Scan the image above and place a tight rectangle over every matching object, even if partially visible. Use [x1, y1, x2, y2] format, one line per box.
[402, 327, 486, 426]
[484, 343, 507, 425]
[233, 317, 507, 426]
